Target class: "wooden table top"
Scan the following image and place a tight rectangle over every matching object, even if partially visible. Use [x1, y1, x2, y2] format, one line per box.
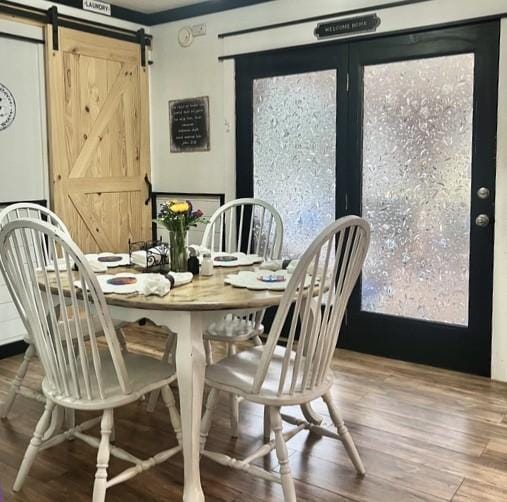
[40, 265, 287, 312]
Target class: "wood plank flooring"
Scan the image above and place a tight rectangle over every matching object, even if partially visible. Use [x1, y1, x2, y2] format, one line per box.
[0, 324, 507, 501]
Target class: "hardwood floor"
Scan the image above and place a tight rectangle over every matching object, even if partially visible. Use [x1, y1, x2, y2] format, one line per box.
[1, 324, 507, 501]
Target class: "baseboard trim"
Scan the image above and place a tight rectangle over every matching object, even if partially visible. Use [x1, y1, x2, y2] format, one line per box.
[0, 340, 28, 360]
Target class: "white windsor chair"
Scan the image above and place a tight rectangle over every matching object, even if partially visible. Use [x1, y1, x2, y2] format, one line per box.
[203, 198, 283, 438]
[0, 218, 182, 502]
[0, 203, 128, 420]
[147, 198, 285, 437]
[200, 215, 371, 501]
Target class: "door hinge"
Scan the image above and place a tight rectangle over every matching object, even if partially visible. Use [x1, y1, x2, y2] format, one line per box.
[345, 192, 349, 211]
[346, 73, 350, 92]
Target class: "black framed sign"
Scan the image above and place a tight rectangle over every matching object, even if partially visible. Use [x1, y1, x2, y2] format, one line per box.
[314, 14, 381, 40]
[169, 96, 210, 152]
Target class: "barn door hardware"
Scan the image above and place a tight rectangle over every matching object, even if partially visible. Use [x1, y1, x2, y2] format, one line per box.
[137, 28, 147, 67]
[144, 175, 152, 205]
[48, 6, 59, 51]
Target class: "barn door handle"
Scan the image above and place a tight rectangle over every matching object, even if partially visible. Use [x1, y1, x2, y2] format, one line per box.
[144, 175, 152, 205]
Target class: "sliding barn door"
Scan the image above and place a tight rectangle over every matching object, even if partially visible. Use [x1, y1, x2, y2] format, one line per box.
[45, 27, 151, 252]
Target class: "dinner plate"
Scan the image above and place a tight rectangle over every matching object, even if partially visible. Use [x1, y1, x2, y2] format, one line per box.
[74, 271, 193, 294]
[224, 269, 314, 291]
[212, 252, 263, 267]
[85, 253, 130, 268]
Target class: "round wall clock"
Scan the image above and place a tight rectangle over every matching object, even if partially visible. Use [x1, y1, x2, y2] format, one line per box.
[178, 26, 193, 47]
[0, 83, 16, 131]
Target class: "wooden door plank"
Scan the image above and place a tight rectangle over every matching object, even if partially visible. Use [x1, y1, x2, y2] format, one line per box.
[45, 26, 70, 225]
[68, 176, 142, 194]
[68, 65, 135, 180]
[69, 192, 115, 250]
[60, 27, 139, 65]
[139, 63, 151, 240]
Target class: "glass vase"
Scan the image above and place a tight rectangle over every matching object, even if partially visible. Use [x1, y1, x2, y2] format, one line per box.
[169, 228, 188, 273]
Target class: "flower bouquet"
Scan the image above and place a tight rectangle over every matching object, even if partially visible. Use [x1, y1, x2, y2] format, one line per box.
[155, 200, 207, 272]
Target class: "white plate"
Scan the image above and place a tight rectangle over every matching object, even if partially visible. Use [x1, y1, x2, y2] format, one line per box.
[212, 252, 263, 268]
[75, 273, 140, 294]
[224, 269, 314, 291]
[85, 253, 130, 268]
[74, 271, 193, 294]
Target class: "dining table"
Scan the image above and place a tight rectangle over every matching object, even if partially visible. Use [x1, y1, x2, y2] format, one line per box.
[44, 263, 288, 502]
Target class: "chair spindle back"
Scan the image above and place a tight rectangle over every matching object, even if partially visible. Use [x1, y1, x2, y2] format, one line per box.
[201, 198, 283, 260]
[252, 216, 370, 397]
[0, 218, 130, 403]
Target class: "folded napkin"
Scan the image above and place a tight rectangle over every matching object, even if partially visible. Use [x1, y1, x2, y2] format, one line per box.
[139, 273, 172, 297]
[87, 259, 108, 273]
[131, 247, 166, 268]
[166, 272, 193, 287]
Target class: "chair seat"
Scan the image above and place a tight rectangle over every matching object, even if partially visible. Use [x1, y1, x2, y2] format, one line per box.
[43, 350, 176, 410]
[204, 316, 264, 342]
[205, 346, 331, 405]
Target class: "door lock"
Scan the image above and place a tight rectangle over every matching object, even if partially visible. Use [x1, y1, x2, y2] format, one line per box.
[477, 187, 490, 199]
[475, 214, 490, 227]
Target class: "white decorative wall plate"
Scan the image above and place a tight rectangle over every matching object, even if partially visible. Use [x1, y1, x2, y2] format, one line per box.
[0, 83, 16, 131]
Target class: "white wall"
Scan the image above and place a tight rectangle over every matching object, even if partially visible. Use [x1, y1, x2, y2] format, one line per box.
[492, 18, 507, 382]
[150, 0, 507, 380]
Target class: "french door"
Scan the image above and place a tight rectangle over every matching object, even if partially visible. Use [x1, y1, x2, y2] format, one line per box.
[236, 22, 499, 375]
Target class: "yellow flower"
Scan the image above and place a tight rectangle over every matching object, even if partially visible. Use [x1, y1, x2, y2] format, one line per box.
[169, 201, 190, 214]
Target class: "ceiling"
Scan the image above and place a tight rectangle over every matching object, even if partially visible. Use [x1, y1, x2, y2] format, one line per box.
[109, 0, 210, 14]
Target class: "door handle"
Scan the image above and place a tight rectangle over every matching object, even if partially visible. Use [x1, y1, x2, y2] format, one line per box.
[144, 174, 152, 205]
[475, 214, 490, 227]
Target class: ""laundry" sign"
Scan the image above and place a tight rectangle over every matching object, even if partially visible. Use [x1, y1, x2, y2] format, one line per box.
[82, 0, 111, 16]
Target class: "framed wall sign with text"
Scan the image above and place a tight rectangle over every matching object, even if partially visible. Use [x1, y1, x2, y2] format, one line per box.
[169, 96, 210, 153]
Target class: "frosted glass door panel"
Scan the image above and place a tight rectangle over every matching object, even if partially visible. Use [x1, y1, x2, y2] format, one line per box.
[361, 54, 474, 326]
[253, 71, 336, 258]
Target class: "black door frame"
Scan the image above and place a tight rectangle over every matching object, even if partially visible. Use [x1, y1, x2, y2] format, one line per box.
[235, 21, 500, 376]
[341, 22, 499, 376]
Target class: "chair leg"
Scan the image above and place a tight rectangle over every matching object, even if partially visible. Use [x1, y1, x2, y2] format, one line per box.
[204, 339, 213, 365]
[92, 409, 113, 502]
[301, 401, 323, 425]
[270, 406, 297, 502]
[253, 335, 263, 346]
[147, 334, 175, 413]
[1, 344, 36, 419]
[225, 344, 240, 438]
[161, 385, 182, 445]
[263, 406, 271, 442]
[117, 327, 128, 353]
[146, 389, 160, 413]
[43, 406, 64, 441]
[200, 388, 220, 451]
[13, 400, 55, 492]
[323, 391, 365, 476]
[229, 393, 240, 439]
